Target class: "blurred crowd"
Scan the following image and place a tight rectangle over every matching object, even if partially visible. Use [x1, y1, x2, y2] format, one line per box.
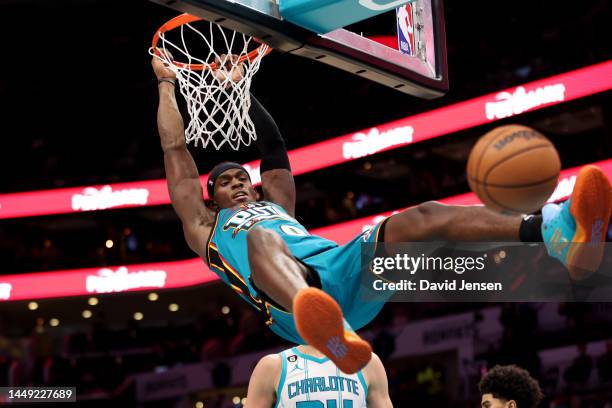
[1, 301, 612, 407]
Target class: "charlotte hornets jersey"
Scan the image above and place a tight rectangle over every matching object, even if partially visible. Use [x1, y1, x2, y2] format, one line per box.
[205, 201, 338, 337]
[276, 347, 368, 408]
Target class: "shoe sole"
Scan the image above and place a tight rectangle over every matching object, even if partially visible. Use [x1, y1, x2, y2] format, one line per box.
[293, 287, 372, 374]
[567, 165, 612, 279]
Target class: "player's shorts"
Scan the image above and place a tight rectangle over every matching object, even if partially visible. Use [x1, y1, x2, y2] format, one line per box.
[254, 218, 391, 344]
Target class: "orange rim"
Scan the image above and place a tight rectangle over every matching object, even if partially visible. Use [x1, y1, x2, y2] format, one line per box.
[151, 13, 272, 71]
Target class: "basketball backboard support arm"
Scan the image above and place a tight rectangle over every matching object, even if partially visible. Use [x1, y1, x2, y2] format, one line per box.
[149, 0, 448, 98]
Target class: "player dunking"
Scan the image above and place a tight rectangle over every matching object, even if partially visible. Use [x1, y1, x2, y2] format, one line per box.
[152, 53, 612, 374]
[245, 345, 392, 407]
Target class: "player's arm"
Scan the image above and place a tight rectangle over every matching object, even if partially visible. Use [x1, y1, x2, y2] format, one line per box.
[152, 52, 213, 257]
[244, 354, 281, 408]
[364, 353, 394, 408]
[250, 94, 296, 217]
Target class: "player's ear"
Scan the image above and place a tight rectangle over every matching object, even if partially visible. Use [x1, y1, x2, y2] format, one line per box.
[251, 185, 261, 201]
[507, 400, 517, 408]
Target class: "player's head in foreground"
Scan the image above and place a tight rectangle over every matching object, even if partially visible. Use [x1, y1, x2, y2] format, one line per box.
[479, 365, 544, 408]
[207, 161, 259, 208]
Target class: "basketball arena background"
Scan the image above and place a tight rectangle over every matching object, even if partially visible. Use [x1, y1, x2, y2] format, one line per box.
[0, 0, 611, 406]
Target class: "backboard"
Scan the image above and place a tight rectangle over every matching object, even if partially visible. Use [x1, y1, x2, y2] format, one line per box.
[149, 0, 448, 99]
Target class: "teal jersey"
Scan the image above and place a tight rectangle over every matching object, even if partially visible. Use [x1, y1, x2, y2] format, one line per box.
[205, 200, 390, 344]
[205, 201, 337, 334]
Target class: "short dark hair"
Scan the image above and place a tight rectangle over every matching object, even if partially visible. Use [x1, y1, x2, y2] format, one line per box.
[479, 365, 544, 408]
[206, 161, 250, 199]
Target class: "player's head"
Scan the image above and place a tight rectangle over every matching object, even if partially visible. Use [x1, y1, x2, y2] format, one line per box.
[479, 365, 543, 408]
[207, 162, 258, 208]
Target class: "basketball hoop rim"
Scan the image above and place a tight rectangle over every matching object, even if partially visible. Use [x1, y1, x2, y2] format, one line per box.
[151, 13, 272, 71]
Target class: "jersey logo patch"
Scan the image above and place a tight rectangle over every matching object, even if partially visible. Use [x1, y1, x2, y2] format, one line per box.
[287, 355, 297, 363]
[327, 336, 348, 359]
[223, 202, 294, 236]
[361, 226, 375, 242]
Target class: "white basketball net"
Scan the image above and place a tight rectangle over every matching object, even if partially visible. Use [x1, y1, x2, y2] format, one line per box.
[150, 21, 270, 150]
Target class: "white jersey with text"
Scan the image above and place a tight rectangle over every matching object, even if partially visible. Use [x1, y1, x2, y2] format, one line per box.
[275, 347, 367, 408]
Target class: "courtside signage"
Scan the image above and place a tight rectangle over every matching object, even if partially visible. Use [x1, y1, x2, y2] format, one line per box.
[72, 186, 150, 211]
[485, 84, 566, 120]
[342, 126, 414, 159]
[86, 266, 167, 294]
[0, 61, 609, 219]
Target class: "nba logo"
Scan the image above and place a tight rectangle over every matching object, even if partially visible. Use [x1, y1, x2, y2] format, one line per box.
[396, 3, 415, 56]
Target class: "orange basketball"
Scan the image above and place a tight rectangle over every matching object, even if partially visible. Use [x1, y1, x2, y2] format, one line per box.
[467, 125, 561, 214]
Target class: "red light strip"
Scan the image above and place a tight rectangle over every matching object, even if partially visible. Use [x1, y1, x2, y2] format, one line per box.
[1, 159, 610, 301]
[0, 61, 610, 220]
[0, 259, 216, 302]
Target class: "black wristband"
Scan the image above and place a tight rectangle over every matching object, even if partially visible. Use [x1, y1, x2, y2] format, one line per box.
[519, 214, 543, 242]
[158, 78, 176, 86]
[260, 147, 291, 173]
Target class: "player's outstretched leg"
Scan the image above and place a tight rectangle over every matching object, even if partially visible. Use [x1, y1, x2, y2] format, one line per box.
[247, 227, 371, 374]
[383, 164, 611, 278]
[383, 200, 524, 242]
[542, 165, 612, 279]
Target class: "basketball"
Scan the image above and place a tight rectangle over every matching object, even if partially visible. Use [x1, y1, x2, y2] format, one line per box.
[467, 125, 561, 214]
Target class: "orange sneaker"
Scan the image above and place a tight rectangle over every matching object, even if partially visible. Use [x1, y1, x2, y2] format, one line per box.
[542, 165, 612, 279]
[293, 287, 372, 374]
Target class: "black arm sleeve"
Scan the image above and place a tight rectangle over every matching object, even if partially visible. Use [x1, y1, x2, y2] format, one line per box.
[249, 93, 291, 173]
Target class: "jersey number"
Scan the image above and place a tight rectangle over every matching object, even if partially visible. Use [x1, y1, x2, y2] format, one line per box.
[297, 401, 353, 408]
[279, 224, 308, 236]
